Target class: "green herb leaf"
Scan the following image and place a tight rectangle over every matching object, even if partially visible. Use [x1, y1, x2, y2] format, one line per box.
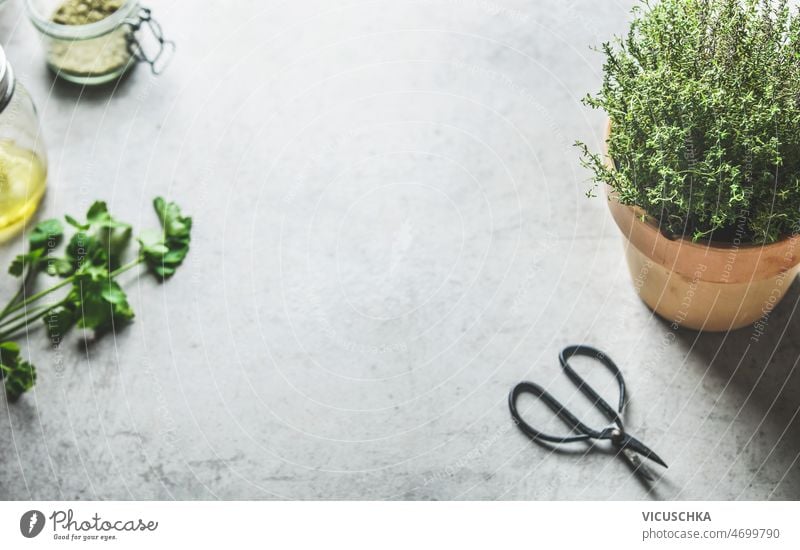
[44, 303, 79, 344]
[63, 202, 132, 271]
[75, 278, 134, 332]
[64, 215, 88, 231]
[86, 201, 129, 230]
[9, 249, 44, 277]
[141, 197, 192, 279]
[0, 341, 36, 402]
[45, 258, 74, 277]
[65, 231, 101, 272]
[12, 219, 64, 278]
[29, 219, 64, 251]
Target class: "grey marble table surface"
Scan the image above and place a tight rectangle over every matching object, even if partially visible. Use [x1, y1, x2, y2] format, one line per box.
[0, 0, 798, 500]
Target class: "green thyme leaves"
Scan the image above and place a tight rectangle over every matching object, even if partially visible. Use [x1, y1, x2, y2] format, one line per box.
[578, 0, 800, 244]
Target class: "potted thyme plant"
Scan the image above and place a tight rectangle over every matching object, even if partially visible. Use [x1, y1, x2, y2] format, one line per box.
[578, 0, 800, 331]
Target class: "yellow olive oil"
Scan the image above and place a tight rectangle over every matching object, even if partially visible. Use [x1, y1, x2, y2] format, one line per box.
[0, 139, 47, 239]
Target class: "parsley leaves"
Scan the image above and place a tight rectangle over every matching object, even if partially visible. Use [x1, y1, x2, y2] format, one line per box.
[0, 197, 192, 400]
[141, 197, 192, 278]
[0, 342, 35, 402]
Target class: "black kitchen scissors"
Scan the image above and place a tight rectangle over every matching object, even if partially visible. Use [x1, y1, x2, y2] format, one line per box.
[508, 345, 667, 481]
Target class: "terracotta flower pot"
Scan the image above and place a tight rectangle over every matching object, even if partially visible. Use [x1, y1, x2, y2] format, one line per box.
[603, 122, 800, 332]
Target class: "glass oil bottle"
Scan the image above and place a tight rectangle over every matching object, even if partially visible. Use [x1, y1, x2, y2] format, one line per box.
[0, 45, 47, 241]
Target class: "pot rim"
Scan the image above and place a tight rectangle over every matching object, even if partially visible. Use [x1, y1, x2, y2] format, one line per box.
[602, 119, 800, 283]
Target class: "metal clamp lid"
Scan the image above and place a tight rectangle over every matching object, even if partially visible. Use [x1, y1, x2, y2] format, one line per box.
[124, 7, 175, 75]
[0, 45, 15, 113]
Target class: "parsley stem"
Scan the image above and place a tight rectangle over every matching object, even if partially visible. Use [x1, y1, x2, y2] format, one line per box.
[0, 277, 74, 320]
[0, 268, 37, 319]
[110, 257, 144, 278]
[0, 288, 24, 318]
[0, 257, 143, 322]
[0, 299, 67, 340]
[0, 258, 144, 339]
[0, 303, 54, 329]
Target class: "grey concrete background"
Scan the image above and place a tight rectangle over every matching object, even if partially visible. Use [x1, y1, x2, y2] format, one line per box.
[0, 0, 798, 500]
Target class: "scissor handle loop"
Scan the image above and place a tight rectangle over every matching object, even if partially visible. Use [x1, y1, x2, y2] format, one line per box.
[508, 381, 599, 443]
[560, 345, 626, 424]
[509, 346, 628, 445]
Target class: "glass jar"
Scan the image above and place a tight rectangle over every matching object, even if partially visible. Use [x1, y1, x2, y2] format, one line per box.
[26, 0, 173, 85]
[0, 46, 48, 241]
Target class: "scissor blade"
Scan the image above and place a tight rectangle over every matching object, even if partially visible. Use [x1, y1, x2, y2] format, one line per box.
[622, 434, 668, 469]
[620, 448, 655, 481]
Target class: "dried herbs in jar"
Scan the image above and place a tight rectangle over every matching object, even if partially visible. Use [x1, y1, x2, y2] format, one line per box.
[27, 0, 172, 85]
[46, 0, 132, 82]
